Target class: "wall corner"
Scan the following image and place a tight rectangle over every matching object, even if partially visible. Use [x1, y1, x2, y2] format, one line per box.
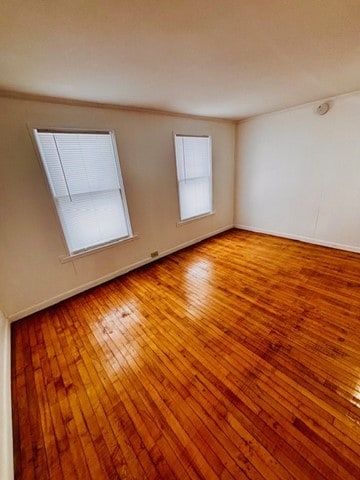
[0, 310, 14, 480]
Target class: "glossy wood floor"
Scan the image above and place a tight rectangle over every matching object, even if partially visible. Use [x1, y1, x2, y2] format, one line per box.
[12, 229, 360, 479]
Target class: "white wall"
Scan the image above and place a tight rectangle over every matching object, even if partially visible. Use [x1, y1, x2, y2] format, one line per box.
[0, 311, 13, 480]
[235, 92, 360, 252]
[0, 97, 235, 320]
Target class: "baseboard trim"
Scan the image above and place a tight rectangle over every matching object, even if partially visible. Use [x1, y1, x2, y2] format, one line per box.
[9, 224, 233, 322]
[160, 224, 233, 258]
[235, 224, 360, 254]
[0, 312, 14, 480]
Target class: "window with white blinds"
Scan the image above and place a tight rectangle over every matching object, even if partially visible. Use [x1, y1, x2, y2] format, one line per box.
[174, 134, 212, 221]
[34, 129, 133, 255]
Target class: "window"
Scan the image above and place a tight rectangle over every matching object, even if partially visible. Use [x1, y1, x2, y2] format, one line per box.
[34, 129, 133, 255]
[174, 134, 213, 221]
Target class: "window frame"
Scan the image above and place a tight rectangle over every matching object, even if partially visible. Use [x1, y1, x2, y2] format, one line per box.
[31, 126, 134, 260]
[173, 133, 214, 223]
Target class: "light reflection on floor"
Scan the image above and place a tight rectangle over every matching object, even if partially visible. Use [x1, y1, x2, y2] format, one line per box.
[89, 297, 141, 375]
[183, 258, 213, 314]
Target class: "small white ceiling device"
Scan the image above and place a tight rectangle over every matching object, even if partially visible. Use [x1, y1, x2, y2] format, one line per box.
[317, 102, 330, 115]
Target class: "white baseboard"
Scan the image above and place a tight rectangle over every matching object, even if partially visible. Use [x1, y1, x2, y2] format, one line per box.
[0, 312, 14, 480]
[160, 224, 233, 257]
[9, 224, 233, 322]
[235, 224, 360, 254]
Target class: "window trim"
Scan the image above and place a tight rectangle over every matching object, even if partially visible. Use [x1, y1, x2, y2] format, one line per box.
[176, 211, 215, 227]
[31, 125, 135, 259]
[173, 132, 214, 222]
[59, 234, 139, 263]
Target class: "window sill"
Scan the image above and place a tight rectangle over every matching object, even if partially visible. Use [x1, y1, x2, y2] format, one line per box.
[59, 234, 139, 263]
[176, 211, 215, 226]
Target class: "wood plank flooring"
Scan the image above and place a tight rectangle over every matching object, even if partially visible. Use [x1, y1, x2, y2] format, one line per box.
[11, 229, 360, 479]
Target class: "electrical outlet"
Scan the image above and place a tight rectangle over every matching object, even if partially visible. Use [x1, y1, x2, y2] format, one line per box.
[151, 251, 159, 258]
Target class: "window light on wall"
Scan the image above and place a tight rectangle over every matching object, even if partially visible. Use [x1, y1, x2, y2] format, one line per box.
[33, 129, 133, 256]
[174, 134, 213, 221]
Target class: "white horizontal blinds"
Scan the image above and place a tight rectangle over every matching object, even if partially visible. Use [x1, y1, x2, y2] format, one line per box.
[174, 135, 212, 220]
[35, 130, 131, 254]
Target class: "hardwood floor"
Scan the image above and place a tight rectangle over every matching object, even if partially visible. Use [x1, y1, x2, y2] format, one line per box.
[11, 229, 360, 479]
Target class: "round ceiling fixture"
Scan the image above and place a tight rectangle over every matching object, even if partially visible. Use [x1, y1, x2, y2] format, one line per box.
[317, 102, 330, 115]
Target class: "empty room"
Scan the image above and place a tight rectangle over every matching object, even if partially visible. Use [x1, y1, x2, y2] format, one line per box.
[1, 1, 360, 479]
